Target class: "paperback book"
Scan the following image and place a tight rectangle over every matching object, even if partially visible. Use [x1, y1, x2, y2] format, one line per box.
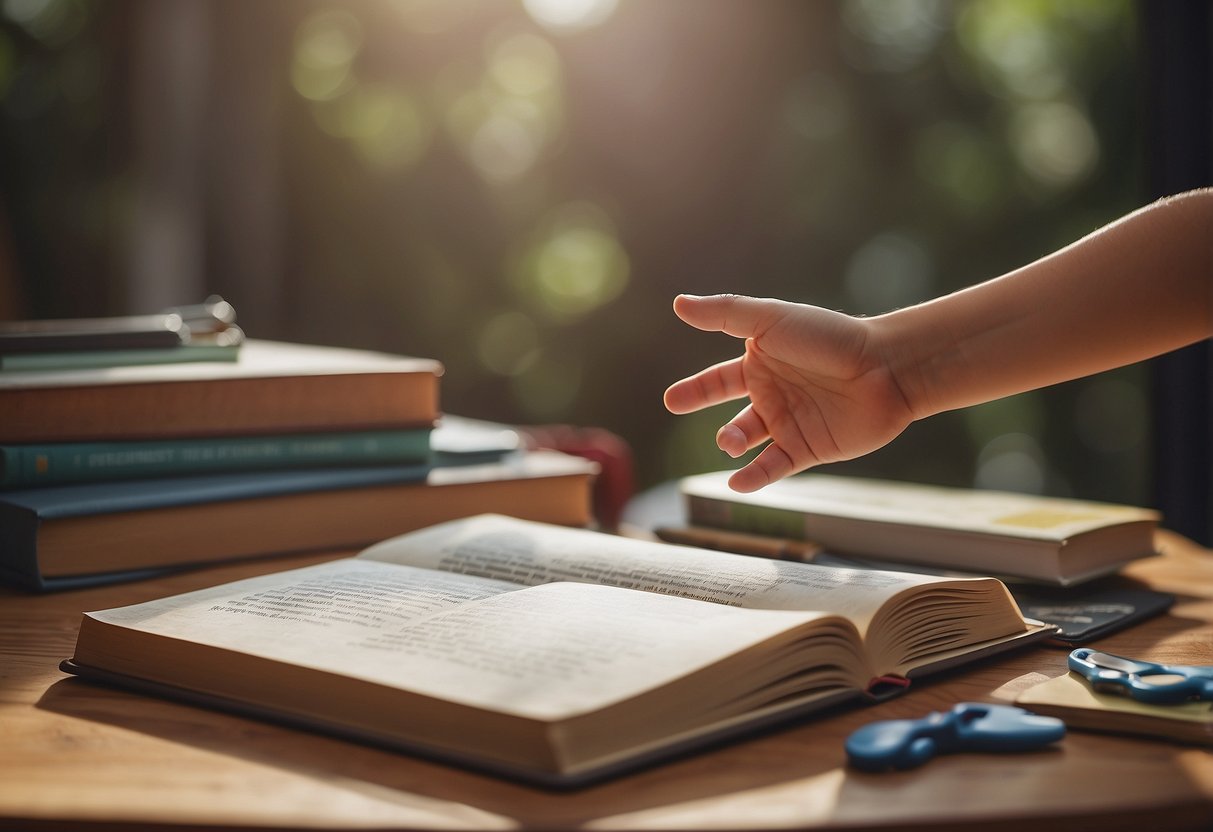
[681, 472, 1160, 585]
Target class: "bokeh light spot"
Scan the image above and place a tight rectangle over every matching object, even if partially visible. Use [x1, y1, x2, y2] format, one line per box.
[784, 72, 849, 141]
[976, 432, 1047, 494]
[292, 9, 362, 102]
[315, 86, 431, 170]
[512, 350, 583, 419]
[1073, 376, 1147, 454]
[522, 0, 618, 33]
[515, 204, 630, 321]
[964, 394, 1047, 447]
[957, 1, 1068, 100]
[446, 33, 564, 186]
[1008, 100, 1098, 188]
[842, 0, 946, 72]
[489, 32, 560, 98]
[470, 104, 543, 183]
[914, 121, 1004, 214]
[844, 231, 934, 314]
[477, 310, 542, 376]
[3, 0, 84, 46]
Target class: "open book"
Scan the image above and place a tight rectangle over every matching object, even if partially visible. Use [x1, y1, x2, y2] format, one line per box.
[63, 515, 1052, 787]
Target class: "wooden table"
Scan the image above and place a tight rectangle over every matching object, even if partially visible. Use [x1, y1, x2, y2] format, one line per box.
[2, 531, 1212, 832]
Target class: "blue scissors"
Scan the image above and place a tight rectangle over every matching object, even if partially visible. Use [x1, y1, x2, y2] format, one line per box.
[1068, 648, 1213, 705]
[844, 703, 1065, 772]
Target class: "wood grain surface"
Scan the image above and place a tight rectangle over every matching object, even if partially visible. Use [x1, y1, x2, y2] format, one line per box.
[1, 533, 1211, 832]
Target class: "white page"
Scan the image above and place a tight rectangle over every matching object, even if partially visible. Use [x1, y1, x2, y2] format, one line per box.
[89, 559, 518, 648]
[88, 558, 840, 720]
[357, 514, 970, 632]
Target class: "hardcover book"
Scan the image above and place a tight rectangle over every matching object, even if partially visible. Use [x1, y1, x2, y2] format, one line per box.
[681, 472, 1160, 586]
[0, 340, 442, 443]
[1, 450, 595, 591]
[63, 514, 1052, 787]
[0, 428, 432, 488]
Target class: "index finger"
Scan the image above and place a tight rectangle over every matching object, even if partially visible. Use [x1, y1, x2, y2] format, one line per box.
[672, 294, 788, 340]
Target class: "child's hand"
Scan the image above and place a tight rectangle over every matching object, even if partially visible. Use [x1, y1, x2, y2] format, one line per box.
[663, 294, 917, 492]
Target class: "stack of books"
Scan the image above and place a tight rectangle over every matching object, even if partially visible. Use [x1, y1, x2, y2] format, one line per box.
[0, 322, 595, 591]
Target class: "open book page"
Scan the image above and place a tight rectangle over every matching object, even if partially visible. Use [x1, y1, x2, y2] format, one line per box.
[357, 514, 1024, 643]
[83, 558, 855, 722]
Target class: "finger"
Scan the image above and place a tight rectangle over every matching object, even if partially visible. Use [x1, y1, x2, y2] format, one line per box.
[672, 294, 791, 340]
[715, 404, 769, 458]
[663, 356, 747, 414]
[727, 443, 800, 493]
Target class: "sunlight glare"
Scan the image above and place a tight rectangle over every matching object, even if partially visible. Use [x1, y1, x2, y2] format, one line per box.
[522, 0, 618, 33]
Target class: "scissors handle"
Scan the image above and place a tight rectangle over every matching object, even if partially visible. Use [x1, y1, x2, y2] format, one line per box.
[1068, 648, 1213, 704]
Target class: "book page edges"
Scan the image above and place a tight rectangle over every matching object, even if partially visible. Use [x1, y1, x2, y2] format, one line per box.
[59, 616, 1053, 787]
[57, 657, 860, 788]
[0, 340, 444, 390]
[682, 472, 1160, 541]
[895, 620, 1056, 687]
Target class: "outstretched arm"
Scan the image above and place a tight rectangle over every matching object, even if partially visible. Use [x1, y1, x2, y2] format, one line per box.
[665, 188, 1213, 493]
[890, 188, 1212, 416]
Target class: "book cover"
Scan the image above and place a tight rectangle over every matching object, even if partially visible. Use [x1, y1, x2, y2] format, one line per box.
[0, 340, 443, 443]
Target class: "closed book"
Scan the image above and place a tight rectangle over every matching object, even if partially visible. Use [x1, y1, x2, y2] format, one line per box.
[0, 340, 241, 372]
[0, 340, 442, 443]
[681, 472, 1160, 586]
[0, 450, 596, 591]
[1017, 672, 1213, 746]
[0, 429, 432, 488]
[62, 514, 1052, 787]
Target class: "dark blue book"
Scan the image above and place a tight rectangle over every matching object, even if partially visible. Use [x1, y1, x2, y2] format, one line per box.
[0, 449, 597, 592]
[0, 465, 427, 591]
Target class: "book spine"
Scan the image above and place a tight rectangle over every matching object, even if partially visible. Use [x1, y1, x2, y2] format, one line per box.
[0, 430, 431, 488]
[686, 495, 811, 541]
[0, 500, 43, 590]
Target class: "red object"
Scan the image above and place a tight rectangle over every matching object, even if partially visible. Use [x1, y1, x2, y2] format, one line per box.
[520, 425, 634, 531]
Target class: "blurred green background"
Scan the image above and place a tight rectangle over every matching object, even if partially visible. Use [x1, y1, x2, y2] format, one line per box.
[0, 0, 1151, 505]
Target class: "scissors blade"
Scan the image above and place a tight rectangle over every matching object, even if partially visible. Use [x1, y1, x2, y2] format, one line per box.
[1084, 651, 1156, 674]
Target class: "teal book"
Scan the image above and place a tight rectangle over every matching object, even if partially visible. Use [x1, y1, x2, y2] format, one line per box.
[0, 429, 432, 488]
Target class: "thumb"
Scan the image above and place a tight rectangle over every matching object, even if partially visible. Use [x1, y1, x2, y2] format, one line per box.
[672, 294, 796, 340]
